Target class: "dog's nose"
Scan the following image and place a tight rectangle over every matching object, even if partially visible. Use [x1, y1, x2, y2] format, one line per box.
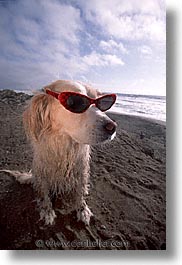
[104, 121, 117, 135]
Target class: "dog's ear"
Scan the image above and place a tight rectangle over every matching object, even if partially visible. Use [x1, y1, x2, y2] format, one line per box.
[42, 80, 60, 92]
[23, 94, 54, 141]
[81, 83, 102, 98]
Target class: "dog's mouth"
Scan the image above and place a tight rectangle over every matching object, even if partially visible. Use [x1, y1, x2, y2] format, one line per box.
[85, 125, 117, 145]
[110, 131, 116, 140]
[94, 130, 116, 145]
[70, 130, 116, 146]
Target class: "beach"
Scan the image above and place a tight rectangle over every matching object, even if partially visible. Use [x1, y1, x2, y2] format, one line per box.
[0, 90, 166, 250]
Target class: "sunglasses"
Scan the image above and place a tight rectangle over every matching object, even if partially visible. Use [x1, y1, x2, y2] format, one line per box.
[45, 89, 116, 114]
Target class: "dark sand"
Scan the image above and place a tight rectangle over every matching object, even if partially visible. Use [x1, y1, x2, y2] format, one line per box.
[0, 90, 166, 250]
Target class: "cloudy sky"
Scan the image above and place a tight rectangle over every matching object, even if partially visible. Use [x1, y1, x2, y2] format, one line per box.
[0, 0, 166, 95]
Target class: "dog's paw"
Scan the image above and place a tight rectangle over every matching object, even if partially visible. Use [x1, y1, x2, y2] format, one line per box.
[77, 204, 93, 225]
[40, 209, 57, 225]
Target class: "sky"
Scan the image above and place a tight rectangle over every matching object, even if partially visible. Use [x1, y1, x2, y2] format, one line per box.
[0, 0, 166, 95]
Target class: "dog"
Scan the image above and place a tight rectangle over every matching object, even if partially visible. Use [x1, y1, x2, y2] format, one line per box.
[1, 80, 117, 226]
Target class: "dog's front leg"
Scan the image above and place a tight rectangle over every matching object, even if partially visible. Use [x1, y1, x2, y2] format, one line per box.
[77, 199, 93, 226]
[36, 184, 57, 225]
[75, 171, 93, 225]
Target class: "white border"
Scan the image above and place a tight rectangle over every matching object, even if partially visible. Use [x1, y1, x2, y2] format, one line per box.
[1, 0, 182, 264]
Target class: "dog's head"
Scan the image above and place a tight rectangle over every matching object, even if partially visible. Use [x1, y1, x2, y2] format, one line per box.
[24, 80, 117, 145]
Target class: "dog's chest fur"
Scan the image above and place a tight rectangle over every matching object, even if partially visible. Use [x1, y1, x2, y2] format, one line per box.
[32, 134, 91, 195]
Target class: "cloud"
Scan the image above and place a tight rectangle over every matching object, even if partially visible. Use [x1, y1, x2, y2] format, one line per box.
[82, 51, 124, 67]
[0, 0, 83, 89]
[0, 0, 82, 57]
[80, 0, 166, 42]
[99, 40, 128, 54]
[0, 0, 127, 90]
[139, 45, 153, 55]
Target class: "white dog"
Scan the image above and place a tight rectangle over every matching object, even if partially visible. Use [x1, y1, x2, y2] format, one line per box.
[2, 80, 117, 226]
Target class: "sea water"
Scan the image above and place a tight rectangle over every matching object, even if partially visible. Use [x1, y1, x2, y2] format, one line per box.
[110, 93, 166, 122]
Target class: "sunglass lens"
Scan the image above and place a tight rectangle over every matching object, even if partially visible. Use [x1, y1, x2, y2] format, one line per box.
[97, 96, 115, 111]
[66, 95, 90, 113]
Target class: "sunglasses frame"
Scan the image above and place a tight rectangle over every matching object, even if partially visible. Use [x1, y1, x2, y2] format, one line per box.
[46, 89, 116, 113]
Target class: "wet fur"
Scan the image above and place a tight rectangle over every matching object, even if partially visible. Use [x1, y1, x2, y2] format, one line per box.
[23, 90, 92, 225]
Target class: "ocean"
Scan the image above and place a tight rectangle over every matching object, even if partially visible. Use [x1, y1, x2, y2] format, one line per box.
[110, 93, 166, 122]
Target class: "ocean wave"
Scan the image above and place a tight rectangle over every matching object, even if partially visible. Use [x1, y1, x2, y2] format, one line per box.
[111, 94, 166, 122]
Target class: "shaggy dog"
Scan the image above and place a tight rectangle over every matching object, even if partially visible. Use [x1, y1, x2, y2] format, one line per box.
[2, 80, 117, 226]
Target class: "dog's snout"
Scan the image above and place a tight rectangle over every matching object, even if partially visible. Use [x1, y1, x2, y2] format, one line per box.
[104, 121, 117, 135]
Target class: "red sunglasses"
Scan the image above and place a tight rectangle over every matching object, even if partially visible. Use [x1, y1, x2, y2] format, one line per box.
[46, 89, 116, 114]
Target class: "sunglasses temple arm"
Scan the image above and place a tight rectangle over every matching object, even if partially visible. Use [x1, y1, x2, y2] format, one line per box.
[45, 89, 60, 99]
